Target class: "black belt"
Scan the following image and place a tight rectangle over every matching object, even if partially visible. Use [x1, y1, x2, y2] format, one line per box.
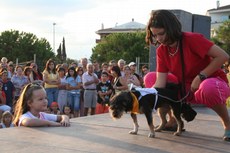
[85, 89, 96, 90]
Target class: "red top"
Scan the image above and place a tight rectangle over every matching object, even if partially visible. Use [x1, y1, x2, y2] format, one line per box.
[156, 32, 227, 85]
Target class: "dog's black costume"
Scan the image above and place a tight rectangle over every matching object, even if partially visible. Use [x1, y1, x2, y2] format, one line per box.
[110, 84, 184, 137]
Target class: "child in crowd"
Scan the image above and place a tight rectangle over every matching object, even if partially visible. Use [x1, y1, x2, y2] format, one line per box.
[0, 68, 15, 108]
[44, 107, 51, 114]
[0, 111, 14, 128]
[0, 57, 8, 69]
[57, 67, 67, 114]
[13, 83, 70, 127]
[96, 71, 113, 114]
[0, 82, 11, 113]
[50, 102, 61, 115]
[63, 105, 74, 119]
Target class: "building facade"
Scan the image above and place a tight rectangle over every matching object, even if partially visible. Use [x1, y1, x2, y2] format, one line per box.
[206, 2, 230, 37]
[95, 19, 146, 43]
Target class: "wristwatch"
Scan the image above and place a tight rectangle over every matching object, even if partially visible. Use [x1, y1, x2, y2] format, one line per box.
[198, 72, 207, 81]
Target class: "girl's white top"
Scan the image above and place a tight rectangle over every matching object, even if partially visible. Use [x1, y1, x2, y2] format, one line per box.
[18, 111, 57, 127]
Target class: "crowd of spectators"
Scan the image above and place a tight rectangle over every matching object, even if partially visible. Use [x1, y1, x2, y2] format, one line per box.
[0, 56, 149, 128]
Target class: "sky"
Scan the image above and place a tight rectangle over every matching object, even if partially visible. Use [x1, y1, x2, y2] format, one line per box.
[0, 0, 229, 61]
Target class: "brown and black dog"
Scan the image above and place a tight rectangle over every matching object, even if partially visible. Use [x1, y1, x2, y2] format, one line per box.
[109, 84, 184, 138]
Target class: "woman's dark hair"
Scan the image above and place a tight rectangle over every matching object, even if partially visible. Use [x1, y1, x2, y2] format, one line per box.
[111, 66, 121, 77]
[23, 66, 31, 76]
[66, 66, 77, 79]
[44, 59, 56, 74]
[146, 10, 182, 46]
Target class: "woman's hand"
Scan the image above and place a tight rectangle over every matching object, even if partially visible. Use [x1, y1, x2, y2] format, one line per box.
[191, 75, 202, 92]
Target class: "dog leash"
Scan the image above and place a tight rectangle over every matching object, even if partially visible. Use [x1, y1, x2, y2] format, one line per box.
[130, 89, 191, 103]
[154, 91, 191, 103]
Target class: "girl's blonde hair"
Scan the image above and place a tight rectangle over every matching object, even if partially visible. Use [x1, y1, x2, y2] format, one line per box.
[13, 83, 44, 126]
[1, 111, 13, 123]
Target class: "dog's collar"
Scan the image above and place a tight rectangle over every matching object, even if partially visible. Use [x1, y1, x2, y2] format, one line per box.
[130, 92, 139, 114]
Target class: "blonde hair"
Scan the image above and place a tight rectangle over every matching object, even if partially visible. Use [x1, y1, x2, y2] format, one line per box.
[13, 83, 44, 126]
[1, 111, 13, 123]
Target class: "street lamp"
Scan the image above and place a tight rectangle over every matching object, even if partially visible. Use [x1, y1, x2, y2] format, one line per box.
[53, 22, 56, 52]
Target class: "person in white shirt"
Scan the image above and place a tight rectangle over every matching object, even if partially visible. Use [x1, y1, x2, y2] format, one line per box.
[13, 83, 70, 127]
[82, 63, 99, 116]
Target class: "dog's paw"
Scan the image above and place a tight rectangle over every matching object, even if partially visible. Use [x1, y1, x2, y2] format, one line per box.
[148, 133, 155, 138]
[129, 130, 138, 135]
[173, 131, 182, 136]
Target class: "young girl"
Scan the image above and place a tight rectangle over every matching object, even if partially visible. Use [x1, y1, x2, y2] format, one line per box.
[57, 67, 67, 114]
[0, 111, 14, 128]
[13, 83, 70, 127]
[63, 105, 74, 119]
[66, 67, 81, 117]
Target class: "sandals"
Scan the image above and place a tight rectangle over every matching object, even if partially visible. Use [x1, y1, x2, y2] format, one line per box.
[223, 130, 230, 141]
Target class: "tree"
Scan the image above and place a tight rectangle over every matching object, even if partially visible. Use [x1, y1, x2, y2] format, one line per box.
[91, 32, 149, 64]
[62, 37, 66, 61]
[212, 20, 230, 55]
[0, 30, 55, 66]
[57, 43, 62, 59]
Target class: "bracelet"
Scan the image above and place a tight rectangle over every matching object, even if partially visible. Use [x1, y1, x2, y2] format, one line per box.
[198, 72, 207, 81]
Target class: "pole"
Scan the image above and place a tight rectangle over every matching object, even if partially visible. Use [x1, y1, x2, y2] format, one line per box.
[53, 22, 56, 52]
[34, 54, 36, 63]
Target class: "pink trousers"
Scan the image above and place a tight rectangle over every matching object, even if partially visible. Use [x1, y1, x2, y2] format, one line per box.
[192, 77, 230, 108]
[144, 72, 230, 108]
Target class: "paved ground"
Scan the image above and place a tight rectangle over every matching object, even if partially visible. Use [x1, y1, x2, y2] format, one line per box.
[0, 107, 230, 153]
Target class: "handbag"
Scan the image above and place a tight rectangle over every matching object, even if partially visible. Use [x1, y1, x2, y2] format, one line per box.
[179, 37, 197, 122]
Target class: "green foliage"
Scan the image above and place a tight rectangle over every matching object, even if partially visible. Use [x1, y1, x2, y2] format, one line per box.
[0, 30, 55, 66]
[91, 32, 149, 64]
[212, 20, 230, 55]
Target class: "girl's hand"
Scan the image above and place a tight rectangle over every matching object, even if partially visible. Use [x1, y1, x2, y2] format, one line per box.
[60, 115, 70, 127]
[191, 75, 201, 92]
[49, 121, 62, 127]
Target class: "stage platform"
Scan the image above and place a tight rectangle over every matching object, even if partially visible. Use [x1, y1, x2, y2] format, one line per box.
[0, 107, 229, 153]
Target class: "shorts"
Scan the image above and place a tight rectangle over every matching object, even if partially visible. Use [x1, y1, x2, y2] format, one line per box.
[84, 90, 97, 108]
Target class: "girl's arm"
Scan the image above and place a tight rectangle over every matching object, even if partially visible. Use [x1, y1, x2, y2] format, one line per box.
[130, 75, 141, 86]
[29, 73, 34, 82]
[66, 83, 73, 90]
[21, 118, 61, 127]
[56, 115, 70, 127]
[191, 45, 229, 92]
[153, 72, 168, 88]
[43, 73, 51, 84]
[115, 77, 128, 90]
